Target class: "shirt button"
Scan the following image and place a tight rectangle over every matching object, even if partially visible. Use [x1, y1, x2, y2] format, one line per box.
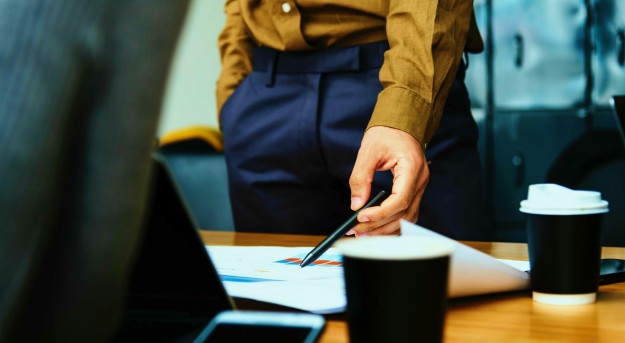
[281, 2, 292, 13]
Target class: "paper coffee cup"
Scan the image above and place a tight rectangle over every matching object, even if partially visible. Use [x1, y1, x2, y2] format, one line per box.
[520, 184, 609, 305]
[338, 237, 454, 342]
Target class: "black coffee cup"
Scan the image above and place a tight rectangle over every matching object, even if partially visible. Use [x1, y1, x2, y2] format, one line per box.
[520, 184, 609, 305]
[337, 236, 454, 343]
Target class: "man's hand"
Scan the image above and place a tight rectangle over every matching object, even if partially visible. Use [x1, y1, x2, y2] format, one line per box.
[346, 126, 429, 237]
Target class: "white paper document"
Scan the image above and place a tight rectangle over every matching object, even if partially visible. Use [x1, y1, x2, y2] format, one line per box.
[206, 221, 530, 314]
[400, 220, 530, 298]
[206, 246, 346, 313]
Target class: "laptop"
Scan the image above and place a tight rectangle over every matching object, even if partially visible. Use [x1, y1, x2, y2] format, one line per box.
[611, 95, 625, 147]
[114, 154, 235, 342]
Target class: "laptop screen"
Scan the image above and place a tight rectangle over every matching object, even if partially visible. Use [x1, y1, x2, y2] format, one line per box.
[116, 155, 234, 341]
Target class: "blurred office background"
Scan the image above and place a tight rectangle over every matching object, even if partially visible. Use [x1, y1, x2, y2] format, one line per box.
[159, 0, 625, 245]
[466, 0, 625, 245]
[159, 0, 223, 136]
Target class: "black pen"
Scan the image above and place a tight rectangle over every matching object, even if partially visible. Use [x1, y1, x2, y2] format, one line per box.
[299, 190, 387, 268]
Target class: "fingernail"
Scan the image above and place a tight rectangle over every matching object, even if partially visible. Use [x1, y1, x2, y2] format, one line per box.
[346, 229, 355, 235]
[351, 197, 363, 210]
[359, 216, 370, 223]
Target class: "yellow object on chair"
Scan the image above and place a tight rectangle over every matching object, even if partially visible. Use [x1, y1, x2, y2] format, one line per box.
[159, 125, 224, 152]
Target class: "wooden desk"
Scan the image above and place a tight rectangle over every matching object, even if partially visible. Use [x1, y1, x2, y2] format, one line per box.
[199, 231, 625, 342]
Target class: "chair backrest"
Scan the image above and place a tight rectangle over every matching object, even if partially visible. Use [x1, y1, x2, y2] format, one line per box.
[547, 130, 625, 247]
[160, 137, 235, 231]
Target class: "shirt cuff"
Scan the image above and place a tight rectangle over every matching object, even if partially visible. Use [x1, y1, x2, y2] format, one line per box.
[366, 86, 433, 148]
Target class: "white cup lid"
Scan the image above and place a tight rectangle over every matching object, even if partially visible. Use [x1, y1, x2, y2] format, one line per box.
[336, 236, 454, 261]
[519, 183, 609, 215]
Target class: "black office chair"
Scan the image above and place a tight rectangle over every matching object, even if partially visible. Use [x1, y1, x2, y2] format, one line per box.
[159, 126, 235, 231]
[547, 129, 625, 247]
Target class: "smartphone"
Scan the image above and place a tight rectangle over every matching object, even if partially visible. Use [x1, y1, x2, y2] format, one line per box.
[599, 258, 625, 285]
[193, 310, 326, 343]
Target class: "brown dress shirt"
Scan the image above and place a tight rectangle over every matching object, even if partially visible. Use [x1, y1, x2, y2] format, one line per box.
[217, 0, 483, 147]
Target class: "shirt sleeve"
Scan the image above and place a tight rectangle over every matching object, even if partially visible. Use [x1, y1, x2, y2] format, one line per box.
[216, 0, 253, 121]
[367, 0, 474, 148]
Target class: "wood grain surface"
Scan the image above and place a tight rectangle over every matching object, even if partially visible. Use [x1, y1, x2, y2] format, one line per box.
[200, 231, 625, 342]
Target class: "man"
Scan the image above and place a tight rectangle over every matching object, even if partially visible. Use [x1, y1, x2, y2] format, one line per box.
[217, 0, 490, 240]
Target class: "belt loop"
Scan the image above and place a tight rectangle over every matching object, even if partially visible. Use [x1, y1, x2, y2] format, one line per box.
[355, 45, 362, 70]
[265, 50, 279, 88]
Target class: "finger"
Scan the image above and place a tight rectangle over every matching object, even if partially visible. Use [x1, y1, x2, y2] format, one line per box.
[349, 149, 377, 211]
[358, 184, 413, 223]
[357, 197, 421, 237]
[359, 158, 428, 222]
[351, 176, 425, 236]
[401, 165, 428, 223]
[402, 193, 421, 223]
[358, 192, 408, 223]
[357, 218, 402, 237]
[363, 223, 400, 236]
[349, 211, 404, 236]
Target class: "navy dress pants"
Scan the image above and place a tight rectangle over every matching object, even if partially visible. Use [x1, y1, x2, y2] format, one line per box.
[221, 42, 491, 240]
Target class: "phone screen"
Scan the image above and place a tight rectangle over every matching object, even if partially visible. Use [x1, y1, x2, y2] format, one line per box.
[193, 311, 325, 343]
[599, 258, 625, 285]
[201, 323, 313, 342]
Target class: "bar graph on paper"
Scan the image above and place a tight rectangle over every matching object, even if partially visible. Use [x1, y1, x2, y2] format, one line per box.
[206, 246, 344, 282]
[276, 253, 342, 267]
[205, 245, 347, 313]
